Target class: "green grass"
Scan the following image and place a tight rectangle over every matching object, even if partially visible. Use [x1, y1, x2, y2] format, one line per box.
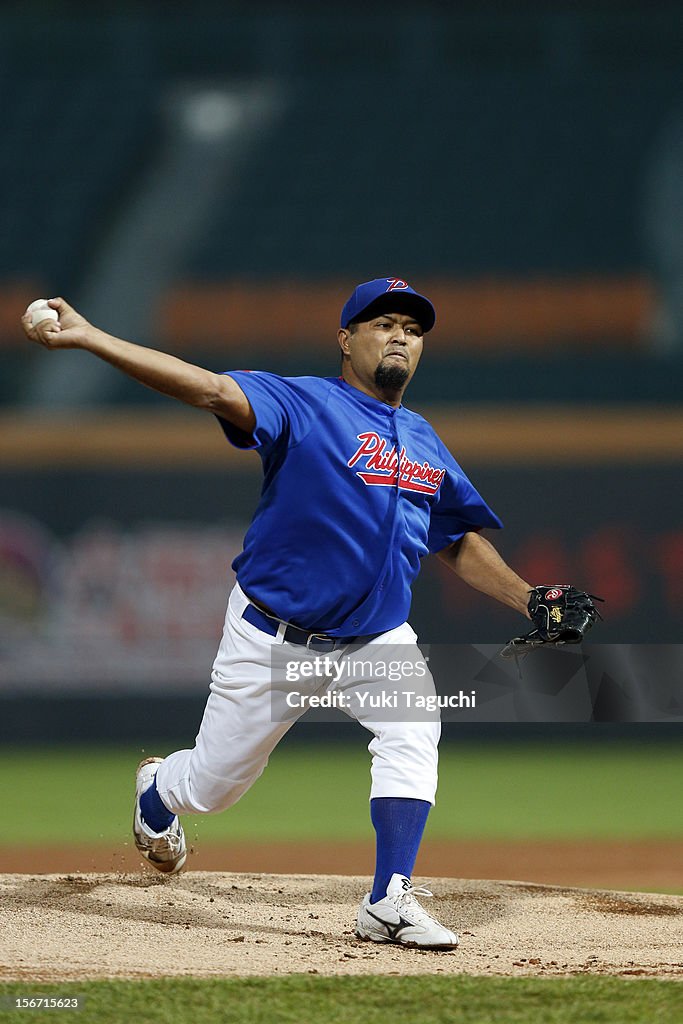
[0, 742, 681, 847]
[3, 747, 680, 1022]
[1, 976, 681, 1024]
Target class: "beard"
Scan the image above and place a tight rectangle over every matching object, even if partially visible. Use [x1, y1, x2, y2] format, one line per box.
[374, 359, 409, 392]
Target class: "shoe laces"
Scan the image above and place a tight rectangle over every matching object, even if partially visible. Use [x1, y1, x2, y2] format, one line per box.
[146, 819, 183, 852]
[393, 883, 435, 919]
[164, 825, 183, 853]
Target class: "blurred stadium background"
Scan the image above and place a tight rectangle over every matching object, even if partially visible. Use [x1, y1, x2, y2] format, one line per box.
[0, 2, 681, 880]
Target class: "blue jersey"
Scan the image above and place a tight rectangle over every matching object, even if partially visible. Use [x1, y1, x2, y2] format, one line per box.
[217, 373, 502, 636]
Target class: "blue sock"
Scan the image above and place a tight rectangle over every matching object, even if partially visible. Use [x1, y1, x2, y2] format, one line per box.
[139, 774, 175, 833]
[370, 797, 431, 903]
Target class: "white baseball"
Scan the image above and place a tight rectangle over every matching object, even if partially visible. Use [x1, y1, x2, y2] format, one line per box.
[26, 299, 59, 328]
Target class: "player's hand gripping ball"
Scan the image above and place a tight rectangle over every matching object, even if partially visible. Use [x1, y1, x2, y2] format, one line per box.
[25, 298, 59, 328]
[21, 297, 90, 349]
[501, 585, 603, 660]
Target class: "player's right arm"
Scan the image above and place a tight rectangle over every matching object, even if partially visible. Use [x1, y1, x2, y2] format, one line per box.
[20, 297, 255, 434]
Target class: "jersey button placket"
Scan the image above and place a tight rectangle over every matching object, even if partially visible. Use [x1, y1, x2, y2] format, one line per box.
[380, 409, 397, 599]
[385, 412, 401, 595]
[392, 412, 401, 495]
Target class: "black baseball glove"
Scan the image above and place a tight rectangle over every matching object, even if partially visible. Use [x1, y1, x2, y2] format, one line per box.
[501, 585, 603, 660]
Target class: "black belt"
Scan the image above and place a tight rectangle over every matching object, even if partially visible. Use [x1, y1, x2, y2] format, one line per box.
[241, 602, 381, 652]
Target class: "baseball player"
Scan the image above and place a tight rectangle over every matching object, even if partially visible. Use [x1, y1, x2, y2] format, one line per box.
[21, 279, 598, 950]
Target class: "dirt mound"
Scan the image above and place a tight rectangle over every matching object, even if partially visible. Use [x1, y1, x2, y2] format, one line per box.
[1, 872, 681, 981]
[3, 838, 682, 892]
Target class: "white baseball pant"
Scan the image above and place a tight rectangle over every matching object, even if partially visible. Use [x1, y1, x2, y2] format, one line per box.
[155, 582, 440, 816]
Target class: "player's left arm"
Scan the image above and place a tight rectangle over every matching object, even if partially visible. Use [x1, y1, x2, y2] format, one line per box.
[436, 531, 531, 618]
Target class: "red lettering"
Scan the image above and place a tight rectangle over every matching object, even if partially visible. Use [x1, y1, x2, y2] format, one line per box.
[348, 432, 381, 468]
[349, 433, 446, 495]
[580, 527, 638, 617]
[655, 530, 683, 606]
[512, 534, 573, 587]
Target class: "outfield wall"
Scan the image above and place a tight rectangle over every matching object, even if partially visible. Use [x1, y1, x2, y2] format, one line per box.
[0, 457, 680, 740]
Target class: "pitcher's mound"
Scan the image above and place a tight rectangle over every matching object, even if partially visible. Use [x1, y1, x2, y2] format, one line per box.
[1, 872, 681, 981]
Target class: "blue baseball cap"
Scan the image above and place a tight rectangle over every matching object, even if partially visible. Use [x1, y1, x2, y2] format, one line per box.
[340, 277, 436, 333]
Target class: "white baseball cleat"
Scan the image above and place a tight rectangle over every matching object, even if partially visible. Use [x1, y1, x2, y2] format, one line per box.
[133, 757, 187, 874]
[356, 873, 459, 949]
